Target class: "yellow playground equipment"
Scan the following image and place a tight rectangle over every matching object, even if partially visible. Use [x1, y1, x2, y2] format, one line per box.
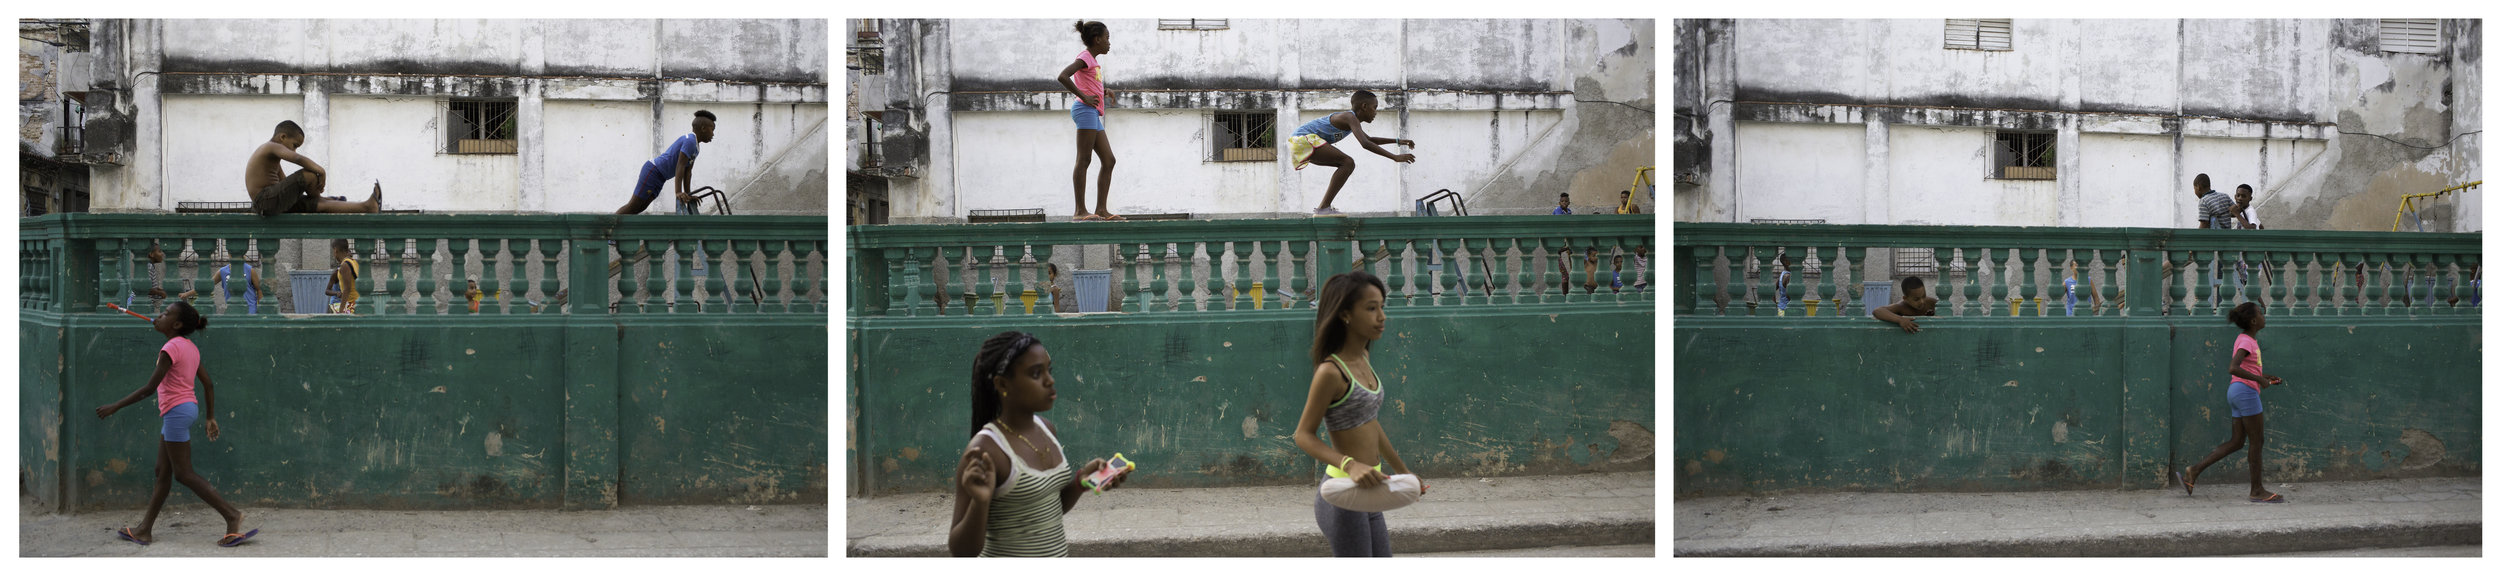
[1621, 166, 1654, 214]
[2393, 180, 2480, 232]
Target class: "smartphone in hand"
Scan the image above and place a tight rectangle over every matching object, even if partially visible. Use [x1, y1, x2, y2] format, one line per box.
[1082, 453, 1135, 494]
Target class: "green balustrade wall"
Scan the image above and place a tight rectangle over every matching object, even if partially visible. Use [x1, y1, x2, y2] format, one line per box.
[19, 214, 830, 512]
[1673, 223, 2480, 498]
[848, 306, 1656, 495]
[846, 216, 1661, 496]
[1674, 317, 2479, 496]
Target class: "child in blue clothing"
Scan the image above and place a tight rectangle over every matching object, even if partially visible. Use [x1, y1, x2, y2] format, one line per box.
[613, 110, 714, 215]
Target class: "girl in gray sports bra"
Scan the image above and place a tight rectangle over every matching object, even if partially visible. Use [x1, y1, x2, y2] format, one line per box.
[1292, 271, 1417, 557]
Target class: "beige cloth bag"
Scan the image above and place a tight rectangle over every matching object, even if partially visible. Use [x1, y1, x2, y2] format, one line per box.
[1320, 473, 1423, 513]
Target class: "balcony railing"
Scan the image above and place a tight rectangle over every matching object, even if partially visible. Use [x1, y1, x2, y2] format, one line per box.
[848, 215, 1656, 317]
[1674, 223, 2481, 319]
[21, 214, 830, 317]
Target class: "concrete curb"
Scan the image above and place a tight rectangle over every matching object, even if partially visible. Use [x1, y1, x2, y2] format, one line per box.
[851, 515, 1654, 557]
[1677, 517, 2480, 557]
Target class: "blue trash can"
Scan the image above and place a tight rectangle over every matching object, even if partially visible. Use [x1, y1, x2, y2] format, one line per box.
[291, 269, 333, 314]
[1861, 281, 1894, 317]
[1074, 269, 1112, 313]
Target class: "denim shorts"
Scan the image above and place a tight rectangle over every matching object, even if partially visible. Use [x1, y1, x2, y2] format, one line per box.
[1071, 101, 1104, 131]
[161, 401, 199, 442]
[2226, 381, 2263, 418]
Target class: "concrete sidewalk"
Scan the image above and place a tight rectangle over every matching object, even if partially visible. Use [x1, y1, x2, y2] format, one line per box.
[846, 471, 1655, 557]
[1675, 476, 2480, 556]
[20, 500, 827, 557]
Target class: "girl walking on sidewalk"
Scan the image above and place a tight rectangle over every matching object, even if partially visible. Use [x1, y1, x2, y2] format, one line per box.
[96, 301, 258, 546]
[1292, 271, 1426, 556]
[948, 331, 1129, 556]
[2180, 302, 2289, 503]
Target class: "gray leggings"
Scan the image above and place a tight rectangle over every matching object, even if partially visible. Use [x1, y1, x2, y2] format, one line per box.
[1314, 491, 1391, 557]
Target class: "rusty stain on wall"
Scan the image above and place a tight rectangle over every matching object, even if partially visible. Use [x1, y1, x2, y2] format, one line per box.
[1606, 420, 1655, 466]
[2397, 428, 2447, 470]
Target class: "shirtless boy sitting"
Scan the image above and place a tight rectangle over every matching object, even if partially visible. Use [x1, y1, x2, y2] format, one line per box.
[248, 120, 380, 217]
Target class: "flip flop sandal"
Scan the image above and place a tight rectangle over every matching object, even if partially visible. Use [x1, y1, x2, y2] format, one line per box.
[1102, 214, 1127, 221]
[2176, 470, 2194, 495]
[1073, 214, 1104, 222]
[116, 527, 151, 546]
[2249, 493, 2286, 504]
[217, 529, 260, 547]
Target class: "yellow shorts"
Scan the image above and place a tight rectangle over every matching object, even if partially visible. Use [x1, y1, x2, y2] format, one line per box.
[1289, 134, 1334, 170]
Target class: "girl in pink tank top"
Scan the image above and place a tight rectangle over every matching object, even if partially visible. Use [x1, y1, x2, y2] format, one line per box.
[1056, 20, 1122, 222]
[94, 301, 255, 546]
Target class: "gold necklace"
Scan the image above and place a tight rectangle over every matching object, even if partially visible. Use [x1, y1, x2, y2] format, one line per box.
[999, 419, 1048, 459]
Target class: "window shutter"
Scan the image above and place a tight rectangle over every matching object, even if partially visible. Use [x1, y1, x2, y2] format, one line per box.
[1977, 19, 2012, 51]
[2379, 19, 2441, 55]
[1158, 19, 1229, 31]
[1945, 19, 2011, 51]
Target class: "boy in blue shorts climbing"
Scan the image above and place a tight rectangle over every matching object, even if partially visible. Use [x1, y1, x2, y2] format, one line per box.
[614, 110, 716, 215]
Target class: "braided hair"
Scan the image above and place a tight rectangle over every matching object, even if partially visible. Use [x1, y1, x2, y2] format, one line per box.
[968, 331, 1041, 437]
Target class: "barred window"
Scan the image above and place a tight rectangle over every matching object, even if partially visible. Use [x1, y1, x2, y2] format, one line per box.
[1210, 112, 1276, 162]
[446, 99, 518, 155]
[1993, 131, 2055, 180]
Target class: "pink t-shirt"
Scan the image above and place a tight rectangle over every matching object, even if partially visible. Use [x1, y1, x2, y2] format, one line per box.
[2230, 334, 2265, 390]
[1072, 50, 1107, 112]
[157, 337, 200, 415]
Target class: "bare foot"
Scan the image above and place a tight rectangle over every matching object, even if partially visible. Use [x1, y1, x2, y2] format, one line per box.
[363, 182, 383, 213]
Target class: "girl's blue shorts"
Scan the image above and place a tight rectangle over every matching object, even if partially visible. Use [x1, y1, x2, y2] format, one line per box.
[161, 401, 199, 442]
[2226, 381, 2264, 418]
[1071, 101, 1105, 131]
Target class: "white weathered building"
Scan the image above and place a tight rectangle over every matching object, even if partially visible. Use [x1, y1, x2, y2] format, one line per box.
[49, 19, 829, 215]
[1674, 19, 2482, 233]
[21, 20, 93, 216]
[850, 19, 1655, 222]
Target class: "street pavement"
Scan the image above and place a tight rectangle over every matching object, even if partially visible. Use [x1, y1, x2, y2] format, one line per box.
[1676, 476, 2478, 556]
[19, 499, 827, 557]
[848, 471, 1655, 556]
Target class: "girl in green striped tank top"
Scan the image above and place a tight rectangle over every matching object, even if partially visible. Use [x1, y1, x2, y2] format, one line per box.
[949, 331, 1131, 557]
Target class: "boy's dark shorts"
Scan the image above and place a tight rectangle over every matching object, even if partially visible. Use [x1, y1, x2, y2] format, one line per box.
[251, 170, 321, 217]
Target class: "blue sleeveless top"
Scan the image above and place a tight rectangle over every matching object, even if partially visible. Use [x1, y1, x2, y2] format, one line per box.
[1292, 111, 1354, 145]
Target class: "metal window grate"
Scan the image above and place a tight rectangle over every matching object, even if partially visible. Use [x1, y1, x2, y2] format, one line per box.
[2380, 19, 2441, 55]
[1993, 131, 2055, 179]
[1894, 248, 1939, 278]
[1158, 19, 1230, 31]
[1945, 19, 2012, 51]
[446, 100, 518, 155]
[1211, 112, 1276, 162]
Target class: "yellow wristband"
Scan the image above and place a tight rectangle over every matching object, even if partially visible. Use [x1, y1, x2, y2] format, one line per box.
[1339, 456, 1353, 470]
